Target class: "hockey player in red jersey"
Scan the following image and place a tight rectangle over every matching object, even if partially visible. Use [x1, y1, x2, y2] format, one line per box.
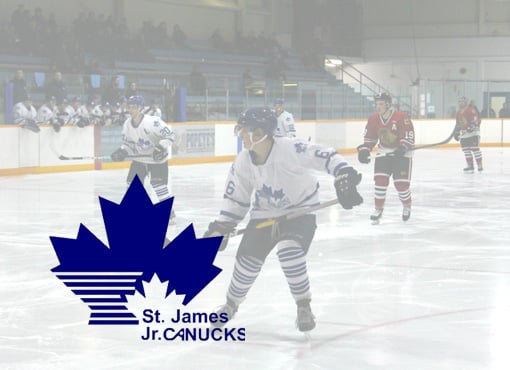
[357, 93, 415, 223]
[454, 96, 483, 173]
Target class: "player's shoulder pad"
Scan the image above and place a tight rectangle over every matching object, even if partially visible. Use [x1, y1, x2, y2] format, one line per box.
[367, 112, 380, 122]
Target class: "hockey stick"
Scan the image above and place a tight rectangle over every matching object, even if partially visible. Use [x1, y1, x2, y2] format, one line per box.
[58, 154, 152, 160]
[232, 199, 338, 236]
[371, 124, 458, 158]
[405, 125, 458, 152]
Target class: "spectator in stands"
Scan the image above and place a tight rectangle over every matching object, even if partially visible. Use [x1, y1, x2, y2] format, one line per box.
[241, 68, 254, 93]
[143, 99, 163, 118]
[10, 5, 25, 30]
[189, 64, 207, 95]
[266, 45, 287, 81]
[125, 82, 138, 99]
[85, 58, 102, 75]
[13, 95, 39, 133]
[188, 103, 205, 121]
[11, 69, 28, 105]
[82, 59, 102, 95]
[171, 24, 187, 48]
[141, 20, 156, 48]
[499, 102, 510, 118]
[209, 28, 227, 51]
[480, 105, 496, 118]
[155, 21, 172, 49]
[103, 76, 122, 105]
[45, 71, 67, 104]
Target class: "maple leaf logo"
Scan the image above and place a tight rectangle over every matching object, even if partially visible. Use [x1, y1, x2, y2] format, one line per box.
[50, 176, 222, 325]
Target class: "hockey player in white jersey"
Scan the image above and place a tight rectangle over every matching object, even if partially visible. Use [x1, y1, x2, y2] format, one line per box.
[110, 95, 176, 221]
[273, 98, 296, 138]
[68, 96, 90, 127]
[37, 96, 61, 132]
[204, 107, 363, 332]
[142, 99, 162, 118]
[90, 101, 105, 126]
[54, 99, 72, 126]
[13, 95, 39, 132]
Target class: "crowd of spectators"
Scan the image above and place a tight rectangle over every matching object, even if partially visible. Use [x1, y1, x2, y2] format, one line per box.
[1, 4, 300, 75]
[2, 4, 332, 126]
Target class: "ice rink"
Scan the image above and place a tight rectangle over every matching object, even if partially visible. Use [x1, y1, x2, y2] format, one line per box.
[1, 147, 510, 370]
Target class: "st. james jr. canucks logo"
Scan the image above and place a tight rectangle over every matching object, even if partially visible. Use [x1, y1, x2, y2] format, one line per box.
[50, 176, 223, 325]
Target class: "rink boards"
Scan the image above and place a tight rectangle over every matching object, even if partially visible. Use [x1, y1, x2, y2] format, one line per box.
[0, 118, 508, 175]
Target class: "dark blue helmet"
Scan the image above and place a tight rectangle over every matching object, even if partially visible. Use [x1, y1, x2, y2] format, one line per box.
[273, 98, 284, 106]
[236, 107, 277, 136]
[127, 95, 144, 107]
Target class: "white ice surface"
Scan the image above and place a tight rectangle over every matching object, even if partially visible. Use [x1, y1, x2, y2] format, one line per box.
[1, 147, 510, 370]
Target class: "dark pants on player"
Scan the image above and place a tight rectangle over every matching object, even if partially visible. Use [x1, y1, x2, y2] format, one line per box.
[127, 161, 168, 186]
[127, 161, 170, 202]
[237, 214, 317, 261]
[460, 135, 482, 170]
[373, 156, 412, 209]
[226, 214, 317, 305]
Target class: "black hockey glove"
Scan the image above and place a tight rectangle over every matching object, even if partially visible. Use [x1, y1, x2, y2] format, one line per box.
[334, 167, 363, 210]
[392, 145, 407, 157]
[453, 131, 460, 141]
[153, 144, 168, 161]
[356, 144, 371, 164]
[466, 125, 475, 133]
[21, 119, 40, 133]
[50, 118, 61, 133]
[77, 117, 90, 128]
[110, 147, 128, 162]
[203, 220, 236, 251]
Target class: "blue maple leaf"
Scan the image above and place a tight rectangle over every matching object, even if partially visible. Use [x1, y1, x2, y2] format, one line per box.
[157, 226, 222, 305]
[294, 142, 307, 153]
[50, 176, 222, 325]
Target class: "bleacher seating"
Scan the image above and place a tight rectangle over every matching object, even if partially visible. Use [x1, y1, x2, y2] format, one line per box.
[1, 39, 374, 122]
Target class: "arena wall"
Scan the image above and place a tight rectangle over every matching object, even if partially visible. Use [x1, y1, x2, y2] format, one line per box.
[0, 119, 508, 175]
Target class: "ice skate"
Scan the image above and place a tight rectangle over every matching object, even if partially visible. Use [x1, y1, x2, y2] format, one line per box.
[402, 205, 411, 222]
[211, 299, 238, 328]
[296, 299, 316, 332]
[478, 167, 483, 173]
[370, 209, 383, 225]
[463, 166, 474, 174]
